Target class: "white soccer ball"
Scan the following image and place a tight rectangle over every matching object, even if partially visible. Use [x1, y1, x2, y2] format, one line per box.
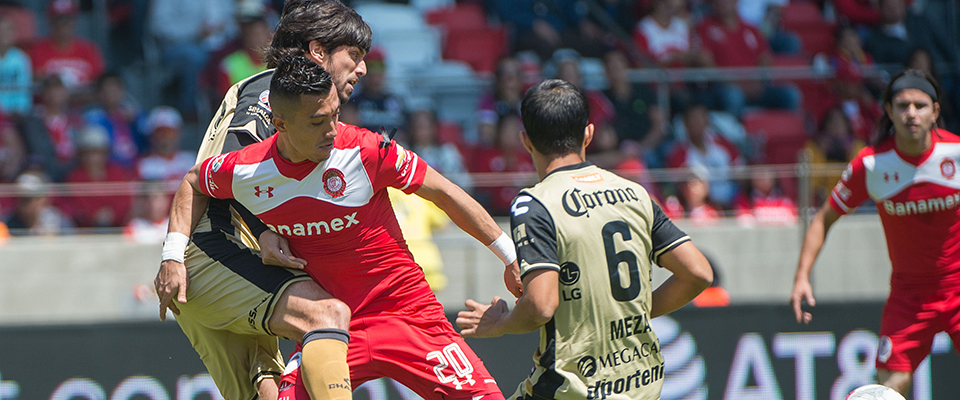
[845, 384, 906, 400]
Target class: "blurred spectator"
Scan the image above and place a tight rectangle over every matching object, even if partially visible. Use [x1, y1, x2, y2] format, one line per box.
[554, 53, 615, 128]
[407, 108, 472, 192]
[20, 75, 82, 181]
[633, 0, 710, 68]
[490, 0, 609, 61]
[477, 57, 524, 146]
[83, 72, 146, 167]
[817, 60, 882, 142]
[60, 124, 134, 228]
[733, 169, 798, 227]
[137, 106, 194, 181]
[107, 0, 149, 66]
[124, 182, 171, 243]
[662, 166, 722, 225]
[737, 0, 799, 55]
[804, 106, 864, 203]
[0, 15, 32, 116]
[388, 187, 450, 292]
[601, 50, 667, 166]
[829, 25, 884, 96]
[834, 0, 883, 26]
[469, 114, 535, 215]
[696, 0, 800, 118]
[586, 122, 658, 197]
[149, 0, 237, 119]
[862, 0, 954, 67]
[352, 49, 406, 133]
[214, 3, 271, 97]
[4, 171, 74, 236]
[667, 102, 743, 207]
[0, 112, 24, 182]
[28, 0, 105, 93]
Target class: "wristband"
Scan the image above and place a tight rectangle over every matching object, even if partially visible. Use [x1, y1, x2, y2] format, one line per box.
[487, 232, 517, 266]
[161, 232, 190, 263]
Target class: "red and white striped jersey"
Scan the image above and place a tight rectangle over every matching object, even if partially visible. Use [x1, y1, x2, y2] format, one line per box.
[830, 129, 960, 293]
[199, 122, 433, 316]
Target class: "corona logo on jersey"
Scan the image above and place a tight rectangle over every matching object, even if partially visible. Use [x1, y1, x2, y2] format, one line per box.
[562, 187, 642, 218]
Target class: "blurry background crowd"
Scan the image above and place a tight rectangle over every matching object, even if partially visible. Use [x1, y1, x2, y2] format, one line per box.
[0, 0, 957, 240]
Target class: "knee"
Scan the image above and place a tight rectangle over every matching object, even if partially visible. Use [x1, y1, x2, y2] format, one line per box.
[305, 298, 351, 331]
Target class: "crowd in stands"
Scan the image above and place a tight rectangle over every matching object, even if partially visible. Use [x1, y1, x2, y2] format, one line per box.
[0, 0, 957, 237]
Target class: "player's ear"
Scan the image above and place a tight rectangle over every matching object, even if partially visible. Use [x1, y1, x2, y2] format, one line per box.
[582, 123, 595, 150]
[273, 116, 287, 133]
[307, 41, 327, 66]
[519, 129, 535, 155]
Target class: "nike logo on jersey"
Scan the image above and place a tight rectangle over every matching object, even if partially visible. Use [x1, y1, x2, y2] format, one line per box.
[266, 212, 360, 236]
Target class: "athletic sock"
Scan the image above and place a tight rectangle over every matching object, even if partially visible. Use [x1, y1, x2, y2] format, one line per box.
[301, 329, 352, 400]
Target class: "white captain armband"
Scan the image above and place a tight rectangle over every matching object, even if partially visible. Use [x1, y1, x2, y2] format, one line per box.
[161, 232, 190, 263]
[488, 232, 517, 266]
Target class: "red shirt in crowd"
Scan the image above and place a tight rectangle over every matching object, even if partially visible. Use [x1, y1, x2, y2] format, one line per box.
[28, 38, 105, 88]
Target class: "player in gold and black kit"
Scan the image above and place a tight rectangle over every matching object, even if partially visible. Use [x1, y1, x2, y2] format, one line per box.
[457, 79, 714, 400]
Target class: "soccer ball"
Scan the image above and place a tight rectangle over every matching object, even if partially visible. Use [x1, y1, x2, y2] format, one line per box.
[845, 384, 906, 400]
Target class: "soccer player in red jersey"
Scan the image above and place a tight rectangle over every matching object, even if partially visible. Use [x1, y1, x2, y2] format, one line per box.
[172, 55, 511, 400]
[790, 69, 960, 395]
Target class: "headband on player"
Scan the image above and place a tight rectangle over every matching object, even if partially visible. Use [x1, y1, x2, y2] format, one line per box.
[890, 74, 938, 102]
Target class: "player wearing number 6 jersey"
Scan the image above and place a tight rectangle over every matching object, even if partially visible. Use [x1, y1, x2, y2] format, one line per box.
[456, 79, 713, 400]
[175, 56, 514, 400]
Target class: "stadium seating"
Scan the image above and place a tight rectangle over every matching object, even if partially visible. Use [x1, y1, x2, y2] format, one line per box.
[781, 0, 835, 57]
[442, 27, 507, 74]
[425, 3, 487, 31]
[742, 110, 810, 165]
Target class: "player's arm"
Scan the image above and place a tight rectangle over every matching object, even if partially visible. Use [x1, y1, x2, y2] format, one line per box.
[648, 202, 712, 318]
[415, 166, 522, 297]
[650, 241, 713, 318]
[155, 164, 209, 320]
[790, 201, 842, 324]
[457, 269, 559, 338]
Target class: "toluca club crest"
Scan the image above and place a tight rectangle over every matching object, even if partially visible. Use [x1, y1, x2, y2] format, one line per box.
[941, 158, 956, 179]
[323, 168, 346, 198]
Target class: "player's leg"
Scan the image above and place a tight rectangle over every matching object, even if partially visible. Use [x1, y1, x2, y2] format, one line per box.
[876, 369, 912, 394]
[875, 291, 939, 397]
[268, 280, 353, 400]
[175, 304, 285, 400]
[365, 304, 504, 400]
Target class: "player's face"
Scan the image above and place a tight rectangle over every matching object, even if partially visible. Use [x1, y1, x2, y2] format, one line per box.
[886, 88, 940, 142]
[278, 88, 342, 164]
[318, 45, 367, 103]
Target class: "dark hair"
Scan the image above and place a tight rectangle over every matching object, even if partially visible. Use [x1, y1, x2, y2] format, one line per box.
[264, 0, 372, 68]
[873, 69, 943, 145]
[269, 55, 334, 108]
[520, 79, 589, 155]
[96, 71, 123, 90]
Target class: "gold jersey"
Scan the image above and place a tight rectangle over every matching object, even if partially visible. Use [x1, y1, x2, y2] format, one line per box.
[509, 162, 690, 400]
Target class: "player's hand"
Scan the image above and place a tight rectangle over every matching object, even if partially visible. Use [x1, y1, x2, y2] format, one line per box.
[504, 261, 522, 298]
[790, 277, 816, 324]
[155, 260, 188, 321]
[457, 297, 509, 338]
[259, 230, 307, 269]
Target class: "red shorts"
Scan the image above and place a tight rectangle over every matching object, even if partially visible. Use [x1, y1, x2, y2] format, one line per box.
[279, 303, 504, 400]
[876, 289, 960, 372]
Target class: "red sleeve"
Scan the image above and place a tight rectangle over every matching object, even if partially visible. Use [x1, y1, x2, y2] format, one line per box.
[197, 152, 236, 199]
[370, 134, 428, 194]
[828, 153, 869, 215]
[632, 27, 654, 60]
